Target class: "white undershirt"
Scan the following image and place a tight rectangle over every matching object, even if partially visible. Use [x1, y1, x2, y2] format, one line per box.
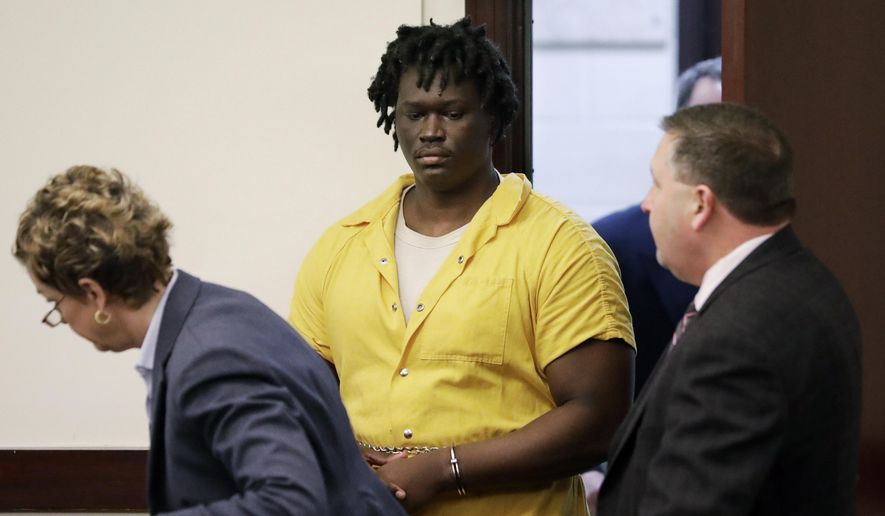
[395, 185, 467, 324]
[694, 233, 775, 310]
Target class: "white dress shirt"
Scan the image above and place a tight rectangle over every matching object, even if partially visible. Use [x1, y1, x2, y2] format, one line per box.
[134, 269, 179, 423]
[694, 233, 775, 310]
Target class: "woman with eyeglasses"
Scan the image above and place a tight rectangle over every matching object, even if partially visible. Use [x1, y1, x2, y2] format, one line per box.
[13, 166, 405, 515]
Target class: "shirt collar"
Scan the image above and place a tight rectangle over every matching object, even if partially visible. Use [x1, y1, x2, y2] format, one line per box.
[694, 233, 775, 310]
[342, 172, 531, 229]
[135, 269, 179, 374]
[341, 174, 415, 227]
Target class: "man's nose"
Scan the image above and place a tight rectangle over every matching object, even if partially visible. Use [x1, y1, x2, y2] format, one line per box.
[640, 190, 653, 213]
[419, 114, 444, 142]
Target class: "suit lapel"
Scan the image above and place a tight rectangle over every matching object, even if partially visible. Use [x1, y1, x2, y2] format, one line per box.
[146, 270, 202, 510]
[697, 226, 802, 315]
[607, 227, 802, 468]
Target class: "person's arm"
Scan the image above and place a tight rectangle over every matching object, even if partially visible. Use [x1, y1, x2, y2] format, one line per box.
[637, 332, 784, 515]
[159, 346, 331, 515]
[375, 337, 634, 512]
[288, 230, 335, 362]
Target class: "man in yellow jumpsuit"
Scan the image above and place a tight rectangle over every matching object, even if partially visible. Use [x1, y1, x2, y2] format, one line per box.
[290, 17, 635, 515]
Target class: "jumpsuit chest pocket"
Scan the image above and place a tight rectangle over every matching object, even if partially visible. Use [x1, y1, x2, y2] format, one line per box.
[418, 277, 513, 365]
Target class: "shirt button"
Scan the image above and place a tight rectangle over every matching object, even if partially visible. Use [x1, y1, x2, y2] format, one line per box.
[403, 428, 413, 439]
[399, 368, 409, 377]
[416, 303, 425, 312]
[392, 303, 398, 312]
[379, 257, 388, 265]
[457, 255, 465, 264]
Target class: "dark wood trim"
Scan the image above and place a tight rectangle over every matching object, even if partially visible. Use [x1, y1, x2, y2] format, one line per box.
[722, 1, 885, 512]
[721, 0, 746, 103]
[466, 0, 532, 179]
[0, 449, 147, 512]
[858, 444, 885, 515]
[4, 444, 882, 512]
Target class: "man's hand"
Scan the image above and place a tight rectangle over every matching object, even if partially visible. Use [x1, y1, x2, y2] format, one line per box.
[375, 451, 451, 512]
[361, 448, 408, 500]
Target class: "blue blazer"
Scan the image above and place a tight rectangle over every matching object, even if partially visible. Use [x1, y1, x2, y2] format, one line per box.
[593, 204, 697, 394]
[147, 271, 405, 515]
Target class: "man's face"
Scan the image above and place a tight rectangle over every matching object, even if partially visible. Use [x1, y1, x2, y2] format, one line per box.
[394, 67, 494, 193]
[641, 132, 697, 283]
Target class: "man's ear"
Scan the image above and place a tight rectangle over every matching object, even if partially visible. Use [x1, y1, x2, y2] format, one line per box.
[77, 278, 108, 310]
[690, 185, 715, 231]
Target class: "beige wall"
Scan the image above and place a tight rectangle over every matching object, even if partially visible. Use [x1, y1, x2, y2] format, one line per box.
[0, 0, 463, 448]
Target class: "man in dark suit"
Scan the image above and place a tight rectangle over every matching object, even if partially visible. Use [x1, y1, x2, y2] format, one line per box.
[597, 103, 862, 515]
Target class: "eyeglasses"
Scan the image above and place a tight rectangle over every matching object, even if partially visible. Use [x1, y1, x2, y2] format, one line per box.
[42, 296, 65, 327]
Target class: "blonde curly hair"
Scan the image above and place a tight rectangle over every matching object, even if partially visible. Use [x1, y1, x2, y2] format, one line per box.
[14, 165, 173, 308]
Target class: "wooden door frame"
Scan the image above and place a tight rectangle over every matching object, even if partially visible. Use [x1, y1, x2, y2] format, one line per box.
[721, 0, 746, 103]
[721, 1, 883, 513]
[466, 0, 533, 179]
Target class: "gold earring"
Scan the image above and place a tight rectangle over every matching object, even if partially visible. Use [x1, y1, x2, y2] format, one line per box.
[94, 310, 112, 325]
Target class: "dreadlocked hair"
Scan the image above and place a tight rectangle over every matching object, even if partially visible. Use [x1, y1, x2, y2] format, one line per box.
[367, 17, 519, 150]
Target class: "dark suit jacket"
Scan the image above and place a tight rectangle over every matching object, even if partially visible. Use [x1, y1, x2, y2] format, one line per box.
[147, 271, 405, 515]
[598, 227, 862, 516]
[594, 204, 697, 393]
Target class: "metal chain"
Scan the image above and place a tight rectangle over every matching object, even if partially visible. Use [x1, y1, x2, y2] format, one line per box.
[358, 441, 440, 455]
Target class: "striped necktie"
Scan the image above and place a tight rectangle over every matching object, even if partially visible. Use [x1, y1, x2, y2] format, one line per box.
[670, 302, 698, 347]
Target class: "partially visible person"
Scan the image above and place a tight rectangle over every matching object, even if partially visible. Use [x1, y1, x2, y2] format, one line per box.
[289, 17, 635, 515]
[593, 56, 721, 395]
[14, 166, 406, 516]
[597, 103, 862, 515]
[675, 56, 721, 110]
